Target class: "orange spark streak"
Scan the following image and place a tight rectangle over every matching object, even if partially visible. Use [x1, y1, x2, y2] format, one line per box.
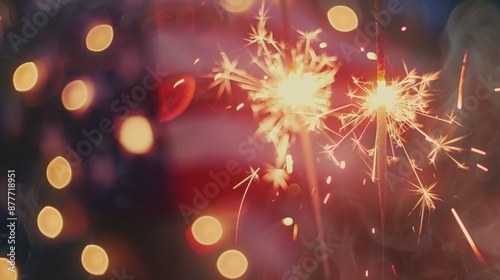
[471, 147, 486, 155]
[293, 224, 298, 241]
[451, 208, 488, 268]
[495, 88, 500, 92]
[476, 164, 488, 172]
[392, 264, 398, 278]
[458, 50, 468, 110]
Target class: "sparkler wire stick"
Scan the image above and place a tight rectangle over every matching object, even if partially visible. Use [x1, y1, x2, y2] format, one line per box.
[375, 0, 387, 278]
[374, 0, 388, 229]
[300, 129, 330, 278]
[279, 0, 330, 277]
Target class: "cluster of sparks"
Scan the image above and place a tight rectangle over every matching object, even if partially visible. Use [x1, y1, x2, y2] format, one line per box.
[330, 68, 469, 235]
[212, 4, 339, 190]
[211, 2, 490, 271]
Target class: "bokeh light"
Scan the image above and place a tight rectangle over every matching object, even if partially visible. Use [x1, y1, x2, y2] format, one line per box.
[367, 52, 377, 61]
[37, 206, 64, 239]
[46, 156, 72, 189]
[61, 79, 93, 111]
[81, 244, 109, 276]
[86, 24, 114, 52]
[282, 217, 294, 226]
[0, 258, 17, 280]
[119, 116, 154, 154]
[220, 0, 253, 13]
[327, 6, 358, 32]
[13, 62, 38, 92]
[191, 216, 223, 246]
[216, 250, 248, 279]
[288, 183, 301, 196]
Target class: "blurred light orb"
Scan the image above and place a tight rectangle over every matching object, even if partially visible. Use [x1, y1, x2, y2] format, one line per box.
[367, 52, 377, 61]
[282, 217, 294, 226]
[192, 216, 223, 246]
[86, 24, 113, 52]
[13, 62, 38, 92]
[288, 183, 301, 196]
[46, 156, 72, 189]
[216, 250, 248, 279]
[0, 258, 17, 280]
[61, 80, 92, 111]
[119, 116, 154, 154]
[37, 206, 63, 239]
[327, 6, 358, 32]
[81, 245, 109, 276]
[220, 0, 253, 13]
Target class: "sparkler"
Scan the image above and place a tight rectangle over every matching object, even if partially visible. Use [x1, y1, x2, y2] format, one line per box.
[211, 3, 339, 169]
[212, 3, 338, 278]
[339, 67, 467, 235]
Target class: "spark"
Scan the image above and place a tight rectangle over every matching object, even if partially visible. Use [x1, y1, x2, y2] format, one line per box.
[293, 224, 299, 241]
[173, 79, 185, 89]
[285, 154, 294, 174]
[471, 147, 486, 155]
[212, 6, 339, 168]
[372, 227, 376, 234]
[451, 208, 488, 268]
[476, 164, 488, 172]
[233, 167, 260, 241]
[236, 103, 245, 111]
[340, 160, 346, 169]
[194, 58, 200, 65]
[263, 163, 289, 191]
[458, 49, 469, 110]
[495, 88, 500, 92]
[427, 134, 467, 169]
[401, 26, 407, 31]
[323, 193, 331, 204]
[408, 182, 442, 238]
[326, 176, 332, 184]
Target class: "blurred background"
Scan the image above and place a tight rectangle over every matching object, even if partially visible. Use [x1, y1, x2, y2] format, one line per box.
[1, 0, 500, 279]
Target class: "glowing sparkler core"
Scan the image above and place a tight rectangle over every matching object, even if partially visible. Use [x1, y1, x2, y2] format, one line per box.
[276, 72, 323, 109]
[212, 4, 338, 194]
[338, 69, 466, 235]
[367, 81, 399, 113]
